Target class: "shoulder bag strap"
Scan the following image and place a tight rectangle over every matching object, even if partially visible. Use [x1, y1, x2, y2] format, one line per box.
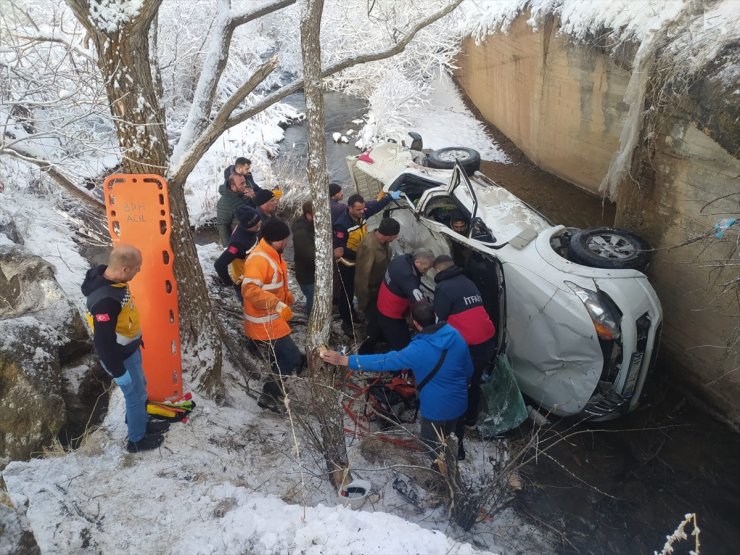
[416, 349, 448, 393]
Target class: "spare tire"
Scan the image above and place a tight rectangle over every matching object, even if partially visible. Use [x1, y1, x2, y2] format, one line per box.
[569, 228, 652, 271]
[427, 147, 481, 176]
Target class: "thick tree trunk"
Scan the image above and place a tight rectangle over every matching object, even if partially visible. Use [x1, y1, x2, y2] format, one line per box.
[66, 0, 223, 395]
[300, 0, 351, 489]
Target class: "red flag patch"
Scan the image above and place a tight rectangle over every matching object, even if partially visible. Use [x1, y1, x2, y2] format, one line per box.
[228, 245, 238, 254]
[95, 313, 111, 322]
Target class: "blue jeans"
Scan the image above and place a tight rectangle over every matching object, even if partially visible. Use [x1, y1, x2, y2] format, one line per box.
[299, 283, 314, 316]
[103, 350, 148, 442]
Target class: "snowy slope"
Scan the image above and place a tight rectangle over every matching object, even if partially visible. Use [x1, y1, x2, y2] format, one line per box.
[3, 388, 493, 555]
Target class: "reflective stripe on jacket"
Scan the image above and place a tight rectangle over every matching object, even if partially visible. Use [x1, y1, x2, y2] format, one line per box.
[241, 239, 291, 341]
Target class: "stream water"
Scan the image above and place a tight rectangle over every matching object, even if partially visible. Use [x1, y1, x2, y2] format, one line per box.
[277, 91, 740, 554]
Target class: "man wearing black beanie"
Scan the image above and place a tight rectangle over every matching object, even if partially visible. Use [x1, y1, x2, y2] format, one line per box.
[214, 205, 261, 300]
[241, 217, 302, 412]
[254, 189, 278, 224]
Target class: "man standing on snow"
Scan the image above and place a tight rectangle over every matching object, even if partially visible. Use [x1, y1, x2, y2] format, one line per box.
[242, 218, 302, 412]
[432, 255, 496, 459]
[291, 200, 317, 316]
[321, 301, 472, 460]
[333, 191, 399, 338]
[82, 245, 168, 453]
[354, 217, 400, 354]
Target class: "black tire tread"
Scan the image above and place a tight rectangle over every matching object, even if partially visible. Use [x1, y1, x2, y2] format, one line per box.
[569, 227, 652, 271]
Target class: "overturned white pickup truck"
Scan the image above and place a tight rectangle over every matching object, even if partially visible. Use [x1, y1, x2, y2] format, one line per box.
[347, 141, 662, 420]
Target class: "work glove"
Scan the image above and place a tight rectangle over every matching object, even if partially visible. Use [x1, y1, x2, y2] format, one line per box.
[114, 370, 132, 388]
[389, 190, 402, 200]
[275, 301, 293, 322]
[286, 291, 295, 306]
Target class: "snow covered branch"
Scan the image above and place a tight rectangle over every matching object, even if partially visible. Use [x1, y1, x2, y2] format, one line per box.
[0, 145, 105, 210]
[169, 55, 280, 185]
[225, 0, 463, 133]
[170, 0, 461, 186]
[170, 0, 296, 165]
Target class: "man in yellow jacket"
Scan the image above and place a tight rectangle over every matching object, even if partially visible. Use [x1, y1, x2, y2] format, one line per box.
[242, 218, 302, 411]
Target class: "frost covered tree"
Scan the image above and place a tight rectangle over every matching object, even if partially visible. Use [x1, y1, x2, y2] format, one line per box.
[2, 0, 462, 412]
[298, 0, 463, 487]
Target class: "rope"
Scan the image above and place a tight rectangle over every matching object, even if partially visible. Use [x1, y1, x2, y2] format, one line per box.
[340, 374, 423, 451]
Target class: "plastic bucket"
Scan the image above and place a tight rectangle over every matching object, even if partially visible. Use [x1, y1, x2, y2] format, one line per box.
[339, 479, 371, 510]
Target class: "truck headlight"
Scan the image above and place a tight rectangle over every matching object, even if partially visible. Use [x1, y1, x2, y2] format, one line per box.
[565, 281, 622, 340]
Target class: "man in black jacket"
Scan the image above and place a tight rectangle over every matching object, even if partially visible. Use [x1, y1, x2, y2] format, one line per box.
[214, 206, 261, 300]
[376, 249, 434, 350]
[291, 200, 316, 315]
[432, 255, 497, 458]
[254, 189, 279, 225]
[81, 245, 168, 453]
[333, 191, 399, 337]
[223, 157, 263, 197]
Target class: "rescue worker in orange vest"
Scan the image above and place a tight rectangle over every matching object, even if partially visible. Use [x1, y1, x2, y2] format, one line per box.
[241, 218, 302, 411]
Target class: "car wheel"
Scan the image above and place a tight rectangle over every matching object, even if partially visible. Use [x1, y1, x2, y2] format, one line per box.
[427, 147, 481, 176]
[569, 228, 652, 271]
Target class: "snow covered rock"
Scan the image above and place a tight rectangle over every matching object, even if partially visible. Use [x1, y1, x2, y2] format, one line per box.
[0, 503, 40, 555]
[0, 247, 98, 461]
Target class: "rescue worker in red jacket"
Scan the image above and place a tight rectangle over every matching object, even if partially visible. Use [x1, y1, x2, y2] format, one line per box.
[241, 218, 302, 412]
[376, 249, 434, 350]
[432, 255, 497, 459]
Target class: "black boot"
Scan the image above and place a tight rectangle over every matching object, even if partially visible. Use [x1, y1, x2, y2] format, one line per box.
[147, 420, 170, 434]
[257, 378, 284, 413]
[127, 433, 165, 453]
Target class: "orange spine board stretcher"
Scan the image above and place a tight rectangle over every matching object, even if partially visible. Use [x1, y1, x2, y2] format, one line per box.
[103, 174, 183, 402]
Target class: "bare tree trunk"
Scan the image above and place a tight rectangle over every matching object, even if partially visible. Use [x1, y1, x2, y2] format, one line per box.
[300, 0, 351, 489]
[65, 0, 223, 395]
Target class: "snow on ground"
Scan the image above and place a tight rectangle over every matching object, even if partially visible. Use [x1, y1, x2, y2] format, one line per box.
[400, 72, 508, 163]
[356, 71, 508, 163]
[2, 382, 492, 555]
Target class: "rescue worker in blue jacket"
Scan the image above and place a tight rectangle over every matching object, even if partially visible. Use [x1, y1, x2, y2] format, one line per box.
[321, 301, 473, 460]
[81, 245, 168, 453]
[214, 205, 261, 300]
[332, 191, 399, 337]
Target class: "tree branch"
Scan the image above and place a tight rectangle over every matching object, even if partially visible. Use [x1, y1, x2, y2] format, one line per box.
[14, 34, 97, 63]
[1, 146, 105, 211]
[170, 0, 296, 165]
[169, 55, 279, 185]
[171, 0, 462, 186]
[227, 0, 463, 131]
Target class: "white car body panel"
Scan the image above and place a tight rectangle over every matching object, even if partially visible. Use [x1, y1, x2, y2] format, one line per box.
[350, 144, 663, 418]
